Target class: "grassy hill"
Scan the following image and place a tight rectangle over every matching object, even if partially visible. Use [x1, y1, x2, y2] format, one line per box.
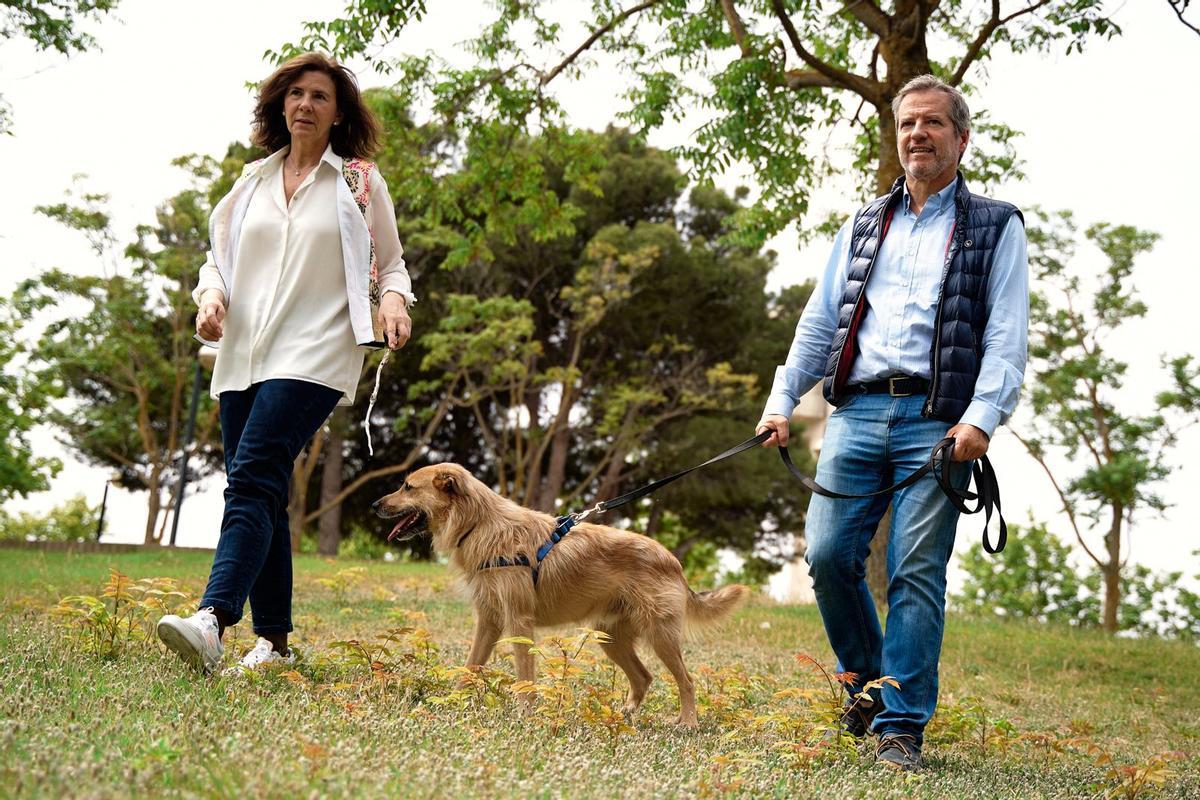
[1, 546, 1196, 798]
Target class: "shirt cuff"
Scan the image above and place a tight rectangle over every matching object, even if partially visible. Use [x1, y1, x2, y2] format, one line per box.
[191, 281, 226, 307]
[381, 288, 417, 307]
[958, 401, 1003, 439]
[762, 395, 798, 420]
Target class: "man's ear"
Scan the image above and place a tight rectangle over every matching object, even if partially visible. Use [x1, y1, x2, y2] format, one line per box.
[432, 472, 457, 495]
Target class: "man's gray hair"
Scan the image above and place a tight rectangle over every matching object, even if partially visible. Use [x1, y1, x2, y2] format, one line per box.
[891, 75, 971, 135]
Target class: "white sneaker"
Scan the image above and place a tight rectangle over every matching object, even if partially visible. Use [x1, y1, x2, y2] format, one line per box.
[224, 637, 296, 675]
[157, 607, 224, 673]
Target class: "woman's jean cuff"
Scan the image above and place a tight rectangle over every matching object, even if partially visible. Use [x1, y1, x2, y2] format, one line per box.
[251, 621, 294, 635]
[199, 598, 241, 626]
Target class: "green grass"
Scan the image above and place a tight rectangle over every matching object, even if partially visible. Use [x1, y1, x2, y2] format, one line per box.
[1, 547, 1197, 799]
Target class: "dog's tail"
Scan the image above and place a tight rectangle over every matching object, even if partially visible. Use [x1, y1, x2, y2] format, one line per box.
[685, 584, 750, 627]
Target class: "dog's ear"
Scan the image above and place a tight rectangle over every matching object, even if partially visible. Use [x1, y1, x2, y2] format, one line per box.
[432, 472, 458, 495]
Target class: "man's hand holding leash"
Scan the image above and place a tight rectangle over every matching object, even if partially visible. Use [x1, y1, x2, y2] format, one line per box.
[945, 423, 988, 461]
[756, 413, 790, 448]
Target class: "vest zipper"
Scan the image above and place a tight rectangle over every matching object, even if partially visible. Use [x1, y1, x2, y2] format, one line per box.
[926, 202, 965, 416]
[832, 191, 899, 399]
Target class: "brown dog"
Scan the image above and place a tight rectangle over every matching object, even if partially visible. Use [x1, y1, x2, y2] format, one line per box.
[372, 462, 749, 726]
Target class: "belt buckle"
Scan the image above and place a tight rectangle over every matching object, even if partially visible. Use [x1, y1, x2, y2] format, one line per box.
[888, 376, 912, 397]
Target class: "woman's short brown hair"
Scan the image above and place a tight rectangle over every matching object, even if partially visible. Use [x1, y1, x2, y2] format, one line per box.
[251, 52, 380, 158]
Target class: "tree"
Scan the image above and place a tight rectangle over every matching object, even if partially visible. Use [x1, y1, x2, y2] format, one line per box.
[276, 1, 1121, 588]
[0, 296, 60, 502]
[955, 520, 1098, 625]
[16, 165, 223, 544]
[285, 119, 809, 563]
[1012, 210, 1200, 633]
[0, 1, 120, 133]
[955, 522, 1200, 639]
[279, 1, 1119, 248]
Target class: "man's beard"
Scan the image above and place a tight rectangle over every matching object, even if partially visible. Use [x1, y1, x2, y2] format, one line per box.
[902, 149, 956, 180]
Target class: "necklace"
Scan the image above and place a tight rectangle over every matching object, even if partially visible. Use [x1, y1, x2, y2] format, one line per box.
[286, 157, 315, 178]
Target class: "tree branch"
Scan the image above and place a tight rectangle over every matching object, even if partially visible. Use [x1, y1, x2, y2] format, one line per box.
[1167, 0, 1200, 38]
[302, 395, 452, 523]
[784, 69, 839, 90]
[837, 0, 891, 37]
[770, 0, 881, 102]
[1010, 428, 1104, 568]
[950, 0, 1051, 86]
[720, 0, 753, 57]
[540, 0, 660, 86]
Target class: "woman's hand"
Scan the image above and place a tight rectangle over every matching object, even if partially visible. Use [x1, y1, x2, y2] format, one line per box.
[378, 292, 412, 351]
[197, 290, 226, 341]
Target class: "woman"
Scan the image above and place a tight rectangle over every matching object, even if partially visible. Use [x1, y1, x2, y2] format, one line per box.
[156, 52, 414, 673]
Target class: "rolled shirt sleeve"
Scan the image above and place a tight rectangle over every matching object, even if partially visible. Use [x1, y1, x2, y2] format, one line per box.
[762, 217, 853, 419]
[958, 214, 1029, 438]
[368, 168, 416, 308]
[191, 250, 228, 307]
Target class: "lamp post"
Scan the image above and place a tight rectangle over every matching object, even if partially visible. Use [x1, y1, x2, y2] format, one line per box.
[168, 347, 217, 547]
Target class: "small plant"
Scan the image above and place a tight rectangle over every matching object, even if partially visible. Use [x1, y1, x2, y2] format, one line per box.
[315, 566, 367, 607]
[793, 652, 898, 747]
[53, 570, 192, 658]
[927, 696, 1020, 754]
[1090, 748, 1187, 800]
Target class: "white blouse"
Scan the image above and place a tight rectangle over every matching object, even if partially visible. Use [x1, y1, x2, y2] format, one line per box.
[206, 149, 395, 405]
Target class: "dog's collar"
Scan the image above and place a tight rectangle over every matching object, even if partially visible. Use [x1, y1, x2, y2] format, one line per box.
[455, 527, 476, 549]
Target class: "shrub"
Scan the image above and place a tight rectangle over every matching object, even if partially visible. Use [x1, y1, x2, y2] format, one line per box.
[0, 494, 101, 543]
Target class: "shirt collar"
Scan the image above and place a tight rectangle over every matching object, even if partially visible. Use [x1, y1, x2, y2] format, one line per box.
[902, 176, 958, 215]
[257, 143, 343, 176]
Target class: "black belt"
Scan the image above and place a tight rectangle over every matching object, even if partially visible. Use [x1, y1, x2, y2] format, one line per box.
[848, 376, 930, 397]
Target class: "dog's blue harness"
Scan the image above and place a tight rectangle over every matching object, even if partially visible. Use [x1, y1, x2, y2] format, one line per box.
[477, 515, 577, 585]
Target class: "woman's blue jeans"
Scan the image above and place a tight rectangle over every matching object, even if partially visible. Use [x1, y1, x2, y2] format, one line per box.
[804, 392, 971, 745]
[200, 379, 341, 634]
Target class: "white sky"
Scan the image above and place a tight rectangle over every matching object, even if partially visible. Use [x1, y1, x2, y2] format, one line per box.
[1, 1, 1197, 589]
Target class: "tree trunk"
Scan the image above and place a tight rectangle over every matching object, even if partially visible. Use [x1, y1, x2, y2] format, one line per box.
[594, 442, 628, 504]
[317, 407, 347, 556]
[144, 472, 162, 545]
[876, 104, 901, 195]
[289, 454, 307, 553]
[536, 427, 570, 511]
[866, 507, 891, 609]
[1101, 504, 1124, 633]
[645, 503, 664, 538]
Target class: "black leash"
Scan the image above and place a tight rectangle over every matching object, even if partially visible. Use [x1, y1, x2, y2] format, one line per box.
[777, 436, 1007, 553]
[571, 432, 774, 522]
[575, 431, 1007, 553]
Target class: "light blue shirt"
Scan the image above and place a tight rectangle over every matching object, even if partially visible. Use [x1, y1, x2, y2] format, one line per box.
[764, 179, 1028, 438]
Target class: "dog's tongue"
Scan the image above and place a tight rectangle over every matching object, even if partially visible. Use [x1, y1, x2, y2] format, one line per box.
[387, 512, 419, 543]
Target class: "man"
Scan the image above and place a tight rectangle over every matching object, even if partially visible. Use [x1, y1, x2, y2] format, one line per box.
[757, 74, 1028, 771]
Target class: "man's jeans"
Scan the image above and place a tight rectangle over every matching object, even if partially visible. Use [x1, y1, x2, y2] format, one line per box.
[201, 379, 341, 634]
[804, 392, 970, 745]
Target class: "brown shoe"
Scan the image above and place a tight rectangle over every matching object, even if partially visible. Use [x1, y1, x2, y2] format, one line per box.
[875, 732, 922, 771]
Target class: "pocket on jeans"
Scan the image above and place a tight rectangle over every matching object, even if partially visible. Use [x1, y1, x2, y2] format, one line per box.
[831, 392, 861, 414]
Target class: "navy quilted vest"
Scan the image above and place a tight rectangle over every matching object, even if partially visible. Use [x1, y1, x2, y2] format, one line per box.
[821, 173, 1022, 422]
